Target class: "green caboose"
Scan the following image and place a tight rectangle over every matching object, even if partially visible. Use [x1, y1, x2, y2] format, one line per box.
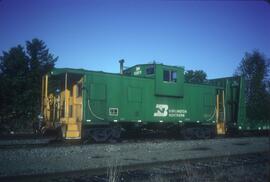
[41, 62, 265, 141]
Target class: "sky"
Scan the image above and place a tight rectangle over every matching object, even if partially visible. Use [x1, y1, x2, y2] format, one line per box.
[0, 0, 269, 79]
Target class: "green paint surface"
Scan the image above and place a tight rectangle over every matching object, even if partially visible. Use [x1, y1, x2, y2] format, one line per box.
[48, 64, 269, 131]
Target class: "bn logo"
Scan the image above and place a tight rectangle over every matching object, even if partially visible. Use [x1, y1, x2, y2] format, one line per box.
[153, 104, 168, 117]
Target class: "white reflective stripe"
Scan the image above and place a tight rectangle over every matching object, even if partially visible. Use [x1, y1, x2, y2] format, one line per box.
[86, 119, 91, 122]
[113, 120, 118, 122]
[160, 120, 163, 123]
[138, 120, 142, 122]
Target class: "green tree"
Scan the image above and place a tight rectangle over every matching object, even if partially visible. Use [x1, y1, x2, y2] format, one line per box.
[0, 46, 30, 129]
[235, 50, 270, 121]
[26, 39, 57, 122]
[184, 70, 207, 84]
[0, 39, 57, 131]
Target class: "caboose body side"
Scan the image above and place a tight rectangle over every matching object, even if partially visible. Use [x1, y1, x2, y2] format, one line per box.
[41, 63, 269, 141]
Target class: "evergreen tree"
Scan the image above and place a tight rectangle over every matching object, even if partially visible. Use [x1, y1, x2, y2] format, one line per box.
[235, 50, 270, 121]
[0, 46, 30, 129]
[26, 39, 57, 122]
[0, 39, 57, 131]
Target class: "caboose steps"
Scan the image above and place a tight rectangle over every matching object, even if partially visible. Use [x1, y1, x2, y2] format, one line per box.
[64, 123, 81, 139]
[67, 123, 79, 131]
[65, 130, 80, 139]
[60, 117, 77, 124]
[217, 122, 226, 135]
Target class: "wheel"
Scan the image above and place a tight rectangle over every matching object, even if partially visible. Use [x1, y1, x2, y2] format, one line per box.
[92, 128, 111, 142]
[109, 127, 122, 143]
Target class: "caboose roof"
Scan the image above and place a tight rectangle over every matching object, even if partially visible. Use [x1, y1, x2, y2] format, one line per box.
[124, 63, 184, 72]
[50, 68, 87, 76]
[49, 63, 185, 77]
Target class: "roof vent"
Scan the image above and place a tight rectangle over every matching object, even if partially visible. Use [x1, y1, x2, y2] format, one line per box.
[119, 59, 125, 74]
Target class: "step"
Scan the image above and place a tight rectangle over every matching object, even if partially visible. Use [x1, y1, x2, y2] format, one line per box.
[67, 118, 76, 123]
[67, 124, 78, 131]
[60, 117, 76, 124]
[66, 130, 80, 138]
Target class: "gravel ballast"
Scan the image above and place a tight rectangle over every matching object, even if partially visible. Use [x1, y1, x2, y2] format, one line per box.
[0, 137, 269, 178]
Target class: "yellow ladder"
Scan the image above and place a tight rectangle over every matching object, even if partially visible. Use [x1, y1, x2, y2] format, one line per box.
[216, 90, 226, 135]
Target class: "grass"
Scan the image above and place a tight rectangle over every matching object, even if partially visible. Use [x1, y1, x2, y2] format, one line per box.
[107, 164, 121, 182]
[106, 145, 122, 182]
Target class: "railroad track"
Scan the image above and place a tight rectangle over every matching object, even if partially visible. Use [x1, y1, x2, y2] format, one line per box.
[0, 132, 267, 149]
[0, 138, 180, 149]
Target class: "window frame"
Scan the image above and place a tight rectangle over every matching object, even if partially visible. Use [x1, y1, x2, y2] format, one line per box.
[163, 69, 177, 83]
[146, 66, 155, 75]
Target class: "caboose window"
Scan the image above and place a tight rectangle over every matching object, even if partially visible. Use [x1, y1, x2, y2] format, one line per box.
[146, 66, 155, 75]
[171, 71, 177, 82]
[109, 108, 118, 116]
[163, 70, 170, 81]
[163, 70, 177, 82]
